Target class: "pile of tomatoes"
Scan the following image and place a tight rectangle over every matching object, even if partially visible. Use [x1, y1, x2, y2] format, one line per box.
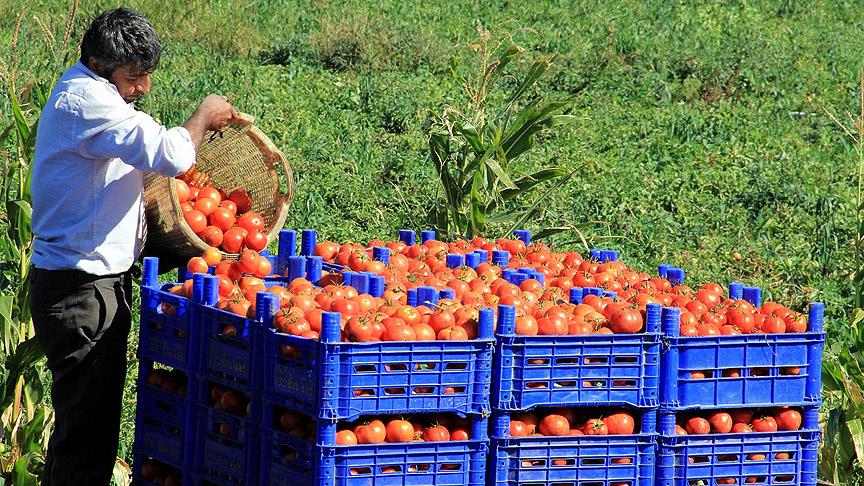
[138, 458, 181, 486]
[145, 367, 188, 397]
[275, 409, 474, 445]
[675, 407, 803, 435]
[175, 174, 268, 254]
[507, 408, 637, 437]
[674, 290, 809, 336]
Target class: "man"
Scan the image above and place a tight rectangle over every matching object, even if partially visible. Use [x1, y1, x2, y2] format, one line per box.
[29, 7, 235, 485]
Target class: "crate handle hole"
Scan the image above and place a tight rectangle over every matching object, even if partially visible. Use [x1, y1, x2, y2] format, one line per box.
[581, 380, 606, 388]
[352, 389, 375, 397]
[556, 358, 580, 365]
[349, 467, 372, 476]
[444, 362, 468, 370]
[774, 452, 794, 460]
[526, 382, 549, 389]
[689, 370, 713, 379]
[384, 387, 407, 395]
[717, 454, 739, 462]
[551, 458, 575, 466]
[553, 381, 577, 388]
[385, 363, 408, 372]
[721, 369, 742, 378]
[745, 453, 766, 461]
[749, 367, 771, 377]
[689, 455, 710, 464]
[612, 380, 636, 387]
[611, 457, 633, 465]
[745, 477, 767, 484]
[580, 458, 605, 466]
[440, 463, 462, 471]
[354, 364, 376, 373]
[413, 363, 437, 371]
[612, 356, 637, 364]
[583, 357, 608, 364]
[444, 386, 465, 394]
[521, 460, 546, 467]
[408, 464, 431, 472]
[413, 386, 435, 394]
[380, 466, 402, 473]
[780, 367, 802, 375]
[773, 476, 796, 483]
[527, 358, 550, 365]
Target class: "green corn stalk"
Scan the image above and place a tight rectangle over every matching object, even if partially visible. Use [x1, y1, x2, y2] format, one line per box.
[819, 69, 864, 484]
[426, 23, 579, 239]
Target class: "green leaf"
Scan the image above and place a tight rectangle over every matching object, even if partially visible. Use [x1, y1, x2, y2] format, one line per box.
[12, 452, 39, 486]
[505, 171, 574, 236]
[7, 200, 32, 247]
[455, 122, 485, 154]
[494, 43, 522, 72]
[469, 171, 485, 236]
[1, 337, 45, 412]
[848, 418, 864, 470]
[505, 55, 552, 106]
[485, 168, 568, 214]
[484, 149, 517, 190]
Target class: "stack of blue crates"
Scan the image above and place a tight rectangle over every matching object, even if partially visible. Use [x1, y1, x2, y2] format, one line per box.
[656, 284, 825, 486]
[258, 228, 493, 485]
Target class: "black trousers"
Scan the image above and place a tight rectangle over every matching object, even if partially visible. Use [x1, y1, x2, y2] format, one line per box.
[29, 266, 134, 486]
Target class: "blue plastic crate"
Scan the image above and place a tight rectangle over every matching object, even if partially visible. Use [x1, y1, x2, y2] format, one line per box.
[134, 361, 196, 468]
[139, 258, 201, 371]
[492, 304, 661, 410]
[262, 308, 495, 421]
[260, 416, 489, 485]
[659, 302, 825, 410]
[193, 403, 260, 486]
[656, 408, 820, 486]
[195, 283, 281, 393]
[489, 411, 657, 486]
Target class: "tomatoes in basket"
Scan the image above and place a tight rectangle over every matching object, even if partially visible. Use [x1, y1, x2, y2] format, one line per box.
[238, 212, 265, 232]
[184, 209, 207, 234]
[228, 189, 253, 213]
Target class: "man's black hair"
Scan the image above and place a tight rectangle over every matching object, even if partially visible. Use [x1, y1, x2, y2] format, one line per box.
[80, 7, 161, 76]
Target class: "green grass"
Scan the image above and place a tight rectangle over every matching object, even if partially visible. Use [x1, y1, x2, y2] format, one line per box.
[2, 0, 861, 472]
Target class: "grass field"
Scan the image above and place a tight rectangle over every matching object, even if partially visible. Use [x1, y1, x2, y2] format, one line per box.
[2, 0, 862, 473]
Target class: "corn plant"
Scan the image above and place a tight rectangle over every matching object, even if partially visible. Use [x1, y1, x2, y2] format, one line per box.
[0, 5, 80, 484]
[819, 69, 864, 485]
[426, 22, 577, 239]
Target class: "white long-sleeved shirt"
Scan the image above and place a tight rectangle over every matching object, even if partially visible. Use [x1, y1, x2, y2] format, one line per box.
[31, 61, 196, 275]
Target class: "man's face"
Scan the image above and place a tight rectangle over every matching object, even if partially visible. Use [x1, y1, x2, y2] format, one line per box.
[88, 59, 152, 103]
[108, 65, 152, 103]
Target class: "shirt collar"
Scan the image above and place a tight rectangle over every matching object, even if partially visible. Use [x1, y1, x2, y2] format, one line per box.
[73, 60, 123, 98]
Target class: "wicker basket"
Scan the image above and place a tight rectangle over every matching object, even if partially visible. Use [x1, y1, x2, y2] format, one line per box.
[143, 112, 293, 259]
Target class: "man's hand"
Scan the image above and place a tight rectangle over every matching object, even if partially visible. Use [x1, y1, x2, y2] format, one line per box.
[183, 94, 238, 151]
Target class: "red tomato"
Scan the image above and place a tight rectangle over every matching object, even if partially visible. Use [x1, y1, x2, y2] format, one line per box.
[254, 255, 272, 278]
[355, 420, 386, 444]
[539, 414, 570, 436]
[384, 324, 417, 341]
[775, 409, 802, 431]
[245, 231, 268, 252]
[727, 308, 755, 334]
[209, 207, 236, 232]
[582, 418, 608, 435]
[437, 326, 469, 340]
[221, 227, 246, 253]
[194, 197, 217, 217]
[336, 430, 358, 445]
[537, 316, 568, 335]
[197, 187, 222, 203]
[238, 212, 265, 232]
[515, 315, 539, 335]
[603, 412, 635, 435]
[708, 412, 733, 433]
[610, 308, 643, 334]
[236, 250, 259, 275]
[187, 257, 208, 274]
[198, 226, 223, 248]
[228, 189, 253, 213]
[422, 425, 451, 442]
[761, 316, 787, 334]
[184, 209, 207, 234]
[174, 178, 190, 203]
[219, 199, 238, 216]
[784, 312, 807, 333]
[685, 417, 710, 435]
[510, 420, 529, 437]
[385, 419, 415, 443]
[751, 416, 778, 432]
[450, 428, 470, 441]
